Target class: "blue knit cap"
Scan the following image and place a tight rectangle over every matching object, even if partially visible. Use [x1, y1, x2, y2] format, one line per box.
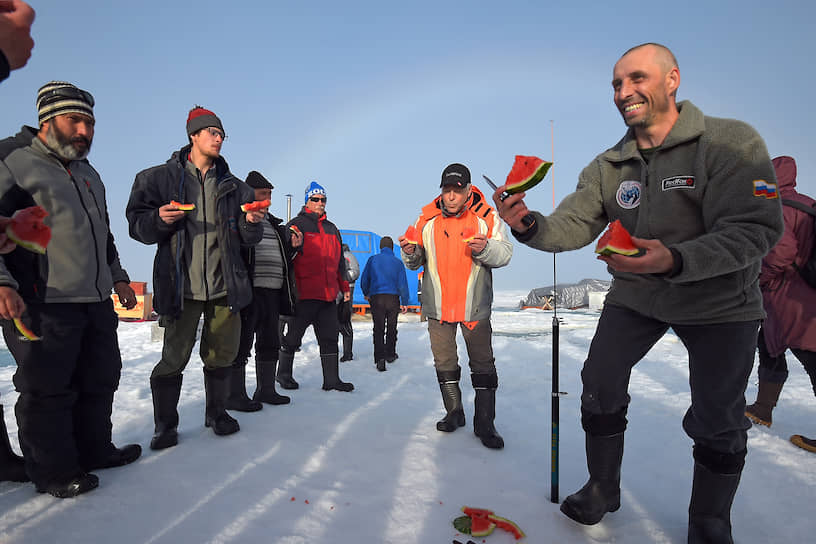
[305, 181, 326, 203]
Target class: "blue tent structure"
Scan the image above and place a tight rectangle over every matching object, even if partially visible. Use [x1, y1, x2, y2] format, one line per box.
[340, 229, 422, 310]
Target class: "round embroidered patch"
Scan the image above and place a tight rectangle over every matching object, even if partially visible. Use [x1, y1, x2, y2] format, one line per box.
[616, 180, 641, 209]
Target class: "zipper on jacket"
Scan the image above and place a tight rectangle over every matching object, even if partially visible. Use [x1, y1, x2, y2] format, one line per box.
[198, 168, 210, 301]
[66, 167, 104, 301]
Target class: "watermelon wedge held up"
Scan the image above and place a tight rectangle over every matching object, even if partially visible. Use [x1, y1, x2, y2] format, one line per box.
[462, 227, 477, 242]
[595, 219, 639, 256]
[6, 206, 51, 254]
[241, 199, 271, 212]
[505, 155, 553, 195]
[170, 200, 195, 211]
[403, 225, 420, 245]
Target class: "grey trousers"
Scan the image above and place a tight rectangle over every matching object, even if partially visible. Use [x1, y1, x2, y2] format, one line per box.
[427, 318, 496, 375]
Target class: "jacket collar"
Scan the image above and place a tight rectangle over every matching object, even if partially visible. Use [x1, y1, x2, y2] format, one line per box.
[170, 143, 232, 180]
[601, 100, 706, 163]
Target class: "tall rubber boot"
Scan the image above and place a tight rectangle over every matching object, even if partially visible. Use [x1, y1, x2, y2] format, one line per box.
[0, 405, 28, 482]
[472, 373, 504, 449]
[253, 360, 291, 405]
[436, 368, 465, 432]
[150, 374, 183, 450]
[560, 433, 624, 525]
[688, 462, 742, 544]
[340, 326, 354, 362]
[745, 380, 784, 427]
[225, 361, 262, 412]
[276, 349, 299, 390]
[203, 367, 240, 436]
[321, 353, 354, 392]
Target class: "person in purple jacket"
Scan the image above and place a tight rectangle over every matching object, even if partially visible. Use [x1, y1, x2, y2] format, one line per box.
[745, 155, 816, 454]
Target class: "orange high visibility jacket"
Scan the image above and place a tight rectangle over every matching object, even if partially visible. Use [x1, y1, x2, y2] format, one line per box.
[402, 186, 512, 322]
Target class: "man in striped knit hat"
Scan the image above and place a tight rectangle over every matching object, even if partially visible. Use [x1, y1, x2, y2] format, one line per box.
[228, 171, 302, 410]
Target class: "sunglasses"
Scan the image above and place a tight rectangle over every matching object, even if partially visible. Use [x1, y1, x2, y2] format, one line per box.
[309, 196, 326, 203]
[38, 86, 95, 108]
[205, 127, 227, 140]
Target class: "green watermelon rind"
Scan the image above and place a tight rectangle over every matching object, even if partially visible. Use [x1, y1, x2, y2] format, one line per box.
[595, 246, 639, 256]
[453, 515, 472, 534]
[6, 227, 47, 254]
[6, 206, 51, 254]
[505, 158, 552, 194]
[487, 514, 526, 540]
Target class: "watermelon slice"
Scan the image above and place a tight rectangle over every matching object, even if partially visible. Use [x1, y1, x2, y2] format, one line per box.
[403, 225, 420, 245]
[595, 219, 639, 256]
[289, 225, 300, 234]
[241, 199, 271, 212]
[505, 155, 552, 194]
[170, 200, 195, 211]
[488, 514, 526, 540]
[452, 515, 496, 537]
[461, 505, 493, 518]
[13, 318, 41, 341]
[6, 206, 51, 254]
[462, 227, 477, 242]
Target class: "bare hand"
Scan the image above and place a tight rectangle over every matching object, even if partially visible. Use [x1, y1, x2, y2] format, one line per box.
[398, 235, 416, 255]
[597, 236, 674, 274]
[0, 0, 35, 71]
[466, 233, 487, 254]
[290, 229, 303, 248]
[492, 186, 532, 232]
[400, 305, 408, 314]
[343, 291, 351, 302]
[113, 281, 137, 309]
[0, 285, 25, 320]
[159, 203, 186, 225]
[0, 217, 16, 254]
[245, 210, 265, 223]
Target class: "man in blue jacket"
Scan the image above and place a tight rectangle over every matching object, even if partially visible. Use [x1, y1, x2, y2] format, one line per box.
[360, 236, 409, 371]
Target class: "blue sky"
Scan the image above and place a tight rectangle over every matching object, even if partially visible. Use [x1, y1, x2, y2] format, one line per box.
[2, 0, 813, 291]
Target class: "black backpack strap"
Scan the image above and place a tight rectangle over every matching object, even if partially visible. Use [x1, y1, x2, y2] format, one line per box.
[781, 198, 816, 217]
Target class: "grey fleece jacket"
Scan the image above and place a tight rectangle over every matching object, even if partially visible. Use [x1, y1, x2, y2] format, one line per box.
[515, 101, 783, 325]
[0, 126, 129, 302]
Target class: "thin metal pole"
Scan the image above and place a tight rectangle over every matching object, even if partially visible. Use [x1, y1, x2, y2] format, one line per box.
[550, 119, 560, 504]
[285, 194, 292, 222]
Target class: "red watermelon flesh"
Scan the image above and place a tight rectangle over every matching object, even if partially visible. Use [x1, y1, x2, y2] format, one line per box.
[462, 227, 477, 242]
[469, 515, 496, 537]
[241, 199, 271, 212]
[595, 219, 638, 256]
[505, 155, 552, 194]
[170, 200, 195, 211]
[6, 206, 51, 254]
[13, 318, 41, 341]
[403, 225, 420, 245]
[461, 506, 494, 518]
[488, 514, 526, 540]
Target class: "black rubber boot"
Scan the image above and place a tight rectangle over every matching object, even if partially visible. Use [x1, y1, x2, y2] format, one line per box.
[340, 332, 353, 362]
[149, 374, 183, 450]
[276, 349, 299, 390]
[83, 444, 142, 471]
[253, 360, 291, 405]
[436, 368, 465, 432]
[321, 353, 354, 392]
[376, 358, 387, 372]
[0, 404, 28, 482]
[472, 373, 504, 449]
[36, 472, 99, 499]
[225, 362, 262, 412]
[204, 367, 240, 436]
[688, 448, 743, 544]
[560, 433, 624, 525]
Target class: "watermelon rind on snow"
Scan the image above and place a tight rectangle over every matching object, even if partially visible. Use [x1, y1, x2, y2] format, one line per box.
[505, 155, 553, 194]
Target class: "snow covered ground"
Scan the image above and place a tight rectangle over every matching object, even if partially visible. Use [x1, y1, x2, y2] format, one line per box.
[1, 291, 814, 543]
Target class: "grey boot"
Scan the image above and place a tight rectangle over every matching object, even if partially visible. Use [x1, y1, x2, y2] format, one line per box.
[204, 367, 240, 436]
[472, 373, 504, 449]
[436, 368, 465, 432]
[149, 374, 183, 450]
[225, 361, 262, 412]
[321, 353, 354, 392]
[276, 349, 299, 390]
[560, 433, 624, 525]
[253, 360, 291, 405]
[0, 404, 28, 482]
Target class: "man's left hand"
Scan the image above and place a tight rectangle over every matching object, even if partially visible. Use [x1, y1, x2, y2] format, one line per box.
[114, 281, 137, 309]
[597, 236, 674, 274]
[467, 233, 488, 254]
[400, 305, 408, 314]
[245, 210, 265, 223]
[343, 291, 351, 302]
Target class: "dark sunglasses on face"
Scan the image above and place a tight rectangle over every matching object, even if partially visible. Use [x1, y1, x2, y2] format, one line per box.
[309, 196, 326, 203]
[38, 87, 95, 108]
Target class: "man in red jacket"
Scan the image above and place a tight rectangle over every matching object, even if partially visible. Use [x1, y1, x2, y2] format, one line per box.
[745, 155, 816, 453]
[277, 181, 353, 392]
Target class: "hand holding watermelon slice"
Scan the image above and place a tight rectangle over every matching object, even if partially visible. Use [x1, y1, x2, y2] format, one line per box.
[504, 155, 552, 195]
[595, 220, 639, 256]
[5, 206, 51, 254]
[403, 225, 419, 245]
[241, 199, 271, 213]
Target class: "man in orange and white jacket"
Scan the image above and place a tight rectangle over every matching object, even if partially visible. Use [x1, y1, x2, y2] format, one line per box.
[400, 163, 512, 449]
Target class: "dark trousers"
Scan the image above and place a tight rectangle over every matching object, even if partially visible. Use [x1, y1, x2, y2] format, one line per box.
[237, 287, 283, 362]
[282, 299, 339, 354]
[338, 285, 354, 353]
[2, 300, 121, 486]
[757, 327, 816, 394]
[427, 318, 496, 375]
[370, 294, 400, 360]
[581, 303, 758, 454]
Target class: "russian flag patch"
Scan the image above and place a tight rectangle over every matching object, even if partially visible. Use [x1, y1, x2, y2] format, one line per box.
[753, 179, 778, 199]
